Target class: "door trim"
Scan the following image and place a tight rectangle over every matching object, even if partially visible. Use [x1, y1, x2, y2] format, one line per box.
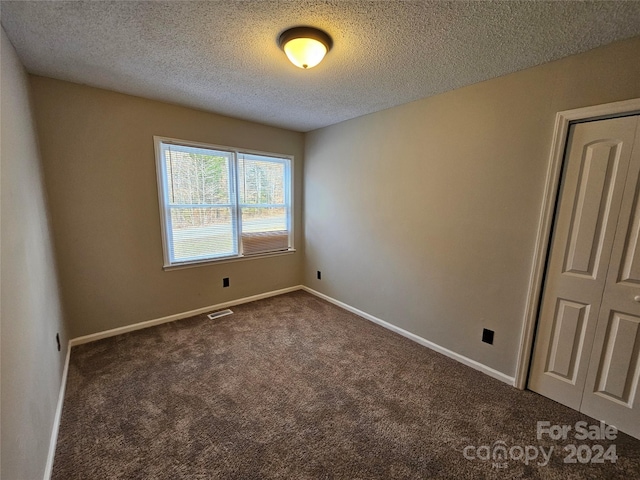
[515, 98, 640, 390]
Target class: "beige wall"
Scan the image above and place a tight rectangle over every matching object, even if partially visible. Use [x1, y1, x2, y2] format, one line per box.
[29, 77, 305, 338]
[0, 29, 69, 480]
[304, 36, 640, 378]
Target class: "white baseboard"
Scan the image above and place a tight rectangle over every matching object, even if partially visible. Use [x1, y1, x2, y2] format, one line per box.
[68, 283, 516, 385]
[43, 342, 71, 480]
[302, 287, 515, 386]
[69, 285, 304, 346]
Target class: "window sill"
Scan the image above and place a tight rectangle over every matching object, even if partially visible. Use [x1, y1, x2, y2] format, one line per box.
[162, 248, 297, 271]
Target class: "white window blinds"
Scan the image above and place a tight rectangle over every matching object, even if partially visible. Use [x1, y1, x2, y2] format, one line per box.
[156, 138, 292, 267]
[238, 153, 290, 255]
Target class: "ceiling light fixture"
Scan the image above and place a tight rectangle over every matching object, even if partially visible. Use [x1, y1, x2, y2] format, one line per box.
[278, 26, 333, 69]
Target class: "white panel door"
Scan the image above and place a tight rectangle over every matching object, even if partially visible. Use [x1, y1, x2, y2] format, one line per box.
[528, 116, 639, 412]
[580, 121, 640, 438]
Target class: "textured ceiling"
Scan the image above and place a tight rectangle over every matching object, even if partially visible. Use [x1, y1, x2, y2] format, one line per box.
[2, 1, 640, 132]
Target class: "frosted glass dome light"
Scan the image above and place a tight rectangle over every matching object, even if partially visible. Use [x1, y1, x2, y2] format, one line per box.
[278, 27, 333, 70]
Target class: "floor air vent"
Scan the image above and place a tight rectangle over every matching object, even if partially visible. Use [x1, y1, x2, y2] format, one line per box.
[207, 309, 233, 320]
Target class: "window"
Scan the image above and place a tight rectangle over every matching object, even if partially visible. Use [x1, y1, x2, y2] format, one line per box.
[154, 137, 293, 267]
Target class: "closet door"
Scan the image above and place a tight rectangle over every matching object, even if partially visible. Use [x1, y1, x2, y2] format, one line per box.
[580, 117, 640, 438]
[528, 116, 639, 411]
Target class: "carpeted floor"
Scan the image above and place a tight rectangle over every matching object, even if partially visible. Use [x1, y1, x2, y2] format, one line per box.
[52, 290, 640, 479]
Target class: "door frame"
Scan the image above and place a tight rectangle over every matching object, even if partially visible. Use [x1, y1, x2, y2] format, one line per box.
[514, 98, 640, 390]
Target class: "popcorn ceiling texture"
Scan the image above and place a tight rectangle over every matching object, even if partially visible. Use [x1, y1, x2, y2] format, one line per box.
[2, 1, 640, 132]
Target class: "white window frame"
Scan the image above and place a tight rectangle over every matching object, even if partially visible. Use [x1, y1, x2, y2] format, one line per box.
[154, 136, 295, 269]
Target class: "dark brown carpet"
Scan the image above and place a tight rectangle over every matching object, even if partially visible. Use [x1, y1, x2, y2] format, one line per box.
[52, 290, 640, 479]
